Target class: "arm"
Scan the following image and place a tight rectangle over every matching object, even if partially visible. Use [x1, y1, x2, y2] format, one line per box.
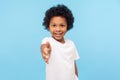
[40, 42, 51, 63]
[75, 61, 78, 77]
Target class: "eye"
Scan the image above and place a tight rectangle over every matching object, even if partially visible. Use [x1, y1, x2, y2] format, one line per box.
[60, 24, 65, 27]
[51, 24, 56, 27]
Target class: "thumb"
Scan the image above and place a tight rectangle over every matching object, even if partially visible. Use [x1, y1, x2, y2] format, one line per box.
[46, 42, 50, 48]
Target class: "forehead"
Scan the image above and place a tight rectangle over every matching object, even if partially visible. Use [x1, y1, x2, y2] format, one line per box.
[50, 16, 67, 23]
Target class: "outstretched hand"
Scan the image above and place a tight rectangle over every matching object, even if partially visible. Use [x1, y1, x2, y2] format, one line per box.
[41, 42, 51, 64]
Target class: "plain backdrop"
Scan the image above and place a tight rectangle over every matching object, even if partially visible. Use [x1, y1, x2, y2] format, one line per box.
[0, 0, 120, 80]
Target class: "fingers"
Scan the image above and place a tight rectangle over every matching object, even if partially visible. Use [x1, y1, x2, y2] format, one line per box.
[45, 56, 49, 64]
[43, 48, 50, 63]
[46, 42, 51, 49]
[42, 45, 51, 64]
[44, 47, 51, 55]
[42, 53, 50, 64]
[41, 42, 51, 64]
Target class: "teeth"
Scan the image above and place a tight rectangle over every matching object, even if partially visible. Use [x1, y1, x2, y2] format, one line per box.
[56, 34, 61, 35]
[56, 34, 59, 35]
[55, 33, 62, 36]
[55, 33, 62, 35]
[56, 33, 61, 34]
[54, 32, 62, 37]
[55, 32, 62, 34]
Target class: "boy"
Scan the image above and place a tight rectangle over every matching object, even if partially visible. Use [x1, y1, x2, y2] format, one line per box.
[41, 4, 80, 80]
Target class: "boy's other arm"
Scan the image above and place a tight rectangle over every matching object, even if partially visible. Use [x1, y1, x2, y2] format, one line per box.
[75, 61, 78, 77]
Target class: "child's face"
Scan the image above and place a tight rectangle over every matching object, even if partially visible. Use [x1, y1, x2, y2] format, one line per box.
[49, 16, 67, 43]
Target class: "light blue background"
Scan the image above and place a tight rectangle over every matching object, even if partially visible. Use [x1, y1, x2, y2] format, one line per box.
[0, 0, 120, 80]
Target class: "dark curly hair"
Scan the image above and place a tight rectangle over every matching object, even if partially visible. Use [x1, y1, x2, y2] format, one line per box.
[42, 4, 74, 31]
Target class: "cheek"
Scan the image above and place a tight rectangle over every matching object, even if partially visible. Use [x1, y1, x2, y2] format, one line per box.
[49, 28, 55, 34]
[64, 30, 67, 34]
[64, 27, 67, 32]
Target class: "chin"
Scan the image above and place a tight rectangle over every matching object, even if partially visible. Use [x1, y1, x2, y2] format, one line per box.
[54, 37, 62, 41]
[55, 38, 62, 41]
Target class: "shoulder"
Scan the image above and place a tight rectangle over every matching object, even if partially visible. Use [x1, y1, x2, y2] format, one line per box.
[65, 38, 75, 46]
[42, 37, 51, 40]
[41, 37, 52, 44]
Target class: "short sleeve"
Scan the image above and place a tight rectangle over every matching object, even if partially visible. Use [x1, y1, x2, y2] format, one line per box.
[41, 37, 49, 44]
[72, 42, 80, 60]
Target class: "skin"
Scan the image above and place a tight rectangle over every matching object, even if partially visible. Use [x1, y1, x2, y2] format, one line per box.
[41, 42, 51, 63]
[49, 16, 67, 43]
[40, 16, 78, 77]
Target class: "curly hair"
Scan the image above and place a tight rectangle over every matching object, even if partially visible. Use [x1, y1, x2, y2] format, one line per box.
[42, 4, 74, 31]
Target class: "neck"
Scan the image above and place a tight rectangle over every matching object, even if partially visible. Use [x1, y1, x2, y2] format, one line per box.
[52, 36, 65, 44]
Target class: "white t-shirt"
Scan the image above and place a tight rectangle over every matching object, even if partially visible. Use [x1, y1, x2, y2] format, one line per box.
[41, 37, 80, 80]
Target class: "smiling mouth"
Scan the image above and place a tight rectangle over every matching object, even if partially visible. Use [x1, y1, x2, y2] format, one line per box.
[54, 32, 62, 36]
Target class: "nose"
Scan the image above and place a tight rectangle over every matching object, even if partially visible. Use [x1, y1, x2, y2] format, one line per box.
[56, 26, 61, 31]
